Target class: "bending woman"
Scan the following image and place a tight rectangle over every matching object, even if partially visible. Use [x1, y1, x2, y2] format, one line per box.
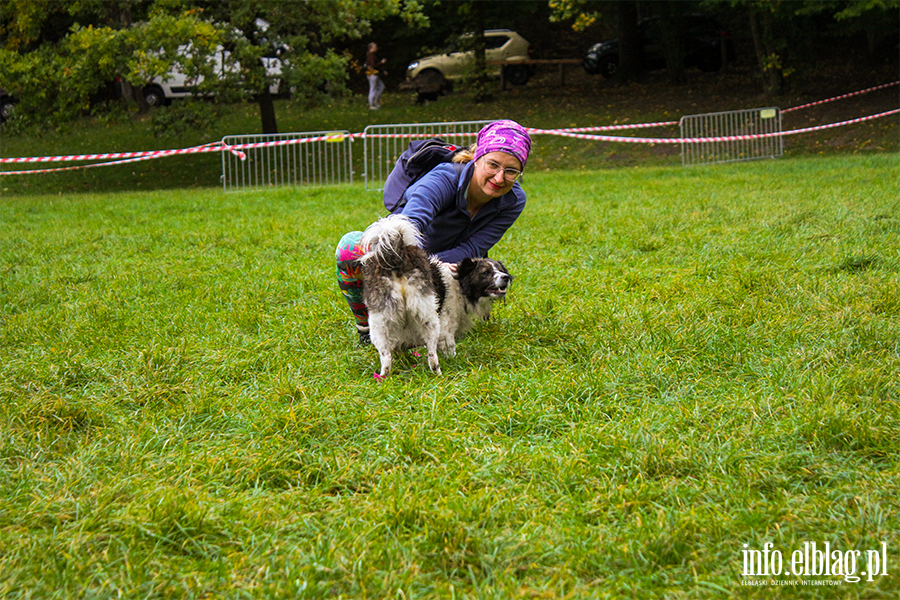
[336, 120, 532, 344]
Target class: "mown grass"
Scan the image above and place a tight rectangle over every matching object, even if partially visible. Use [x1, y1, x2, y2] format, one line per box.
[2, 153, 899, 598]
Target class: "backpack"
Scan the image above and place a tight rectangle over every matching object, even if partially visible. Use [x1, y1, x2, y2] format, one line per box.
[383, 138, 467, 213]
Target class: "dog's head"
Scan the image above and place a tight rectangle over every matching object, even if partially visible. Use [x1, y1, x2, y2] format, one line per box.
[456, 258, 513, 303]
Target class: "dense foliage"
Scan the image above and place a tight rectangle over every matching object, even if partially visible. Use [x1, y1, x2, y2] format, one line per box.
[546, 0, 899, 90]
[0, 0, 897, 132]
[0, 0, 418, 132]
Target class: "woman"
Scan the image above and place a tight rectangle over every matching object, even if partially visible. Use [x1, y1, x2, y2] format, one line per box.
[366, 42, 386, 110]
[336, 119, 532, 344]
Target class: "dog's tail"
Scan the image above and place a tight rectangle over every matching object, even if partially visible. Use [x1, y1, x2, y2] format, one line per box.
[360, 214, 422, 269]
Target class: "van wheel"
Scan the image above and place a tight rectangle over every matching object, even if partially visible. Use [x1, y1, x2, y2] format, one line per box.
[142, 85, 167, 108]
[0, 98, 16, 122]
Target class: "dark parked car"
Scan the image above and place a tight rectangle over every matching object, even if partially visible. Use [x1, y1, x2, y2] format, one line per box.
[0, 88, 17, 123]
[584, 13, 736, 78]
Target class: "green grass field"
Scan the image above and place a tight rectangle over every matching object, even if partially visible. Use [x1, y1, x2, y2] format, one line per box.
[1, 153, 898, 598]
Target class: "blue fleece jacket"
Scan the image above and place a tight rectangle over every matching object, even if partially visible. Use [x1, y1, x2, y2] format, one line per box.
[399, 161, 526, 263]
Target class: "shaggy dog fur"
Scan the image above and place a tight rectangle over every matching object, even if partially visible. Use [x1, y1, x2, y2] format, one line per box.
[360, 215, 512, 378]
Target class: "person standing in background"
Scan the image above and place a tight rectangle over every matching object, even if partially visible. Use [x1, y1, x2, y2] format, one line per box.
[366, 42, 386, 110]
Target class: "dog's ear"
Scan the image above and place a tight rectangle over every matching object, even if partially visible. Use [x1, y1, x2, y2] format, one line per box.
[456, 258, 477, 279]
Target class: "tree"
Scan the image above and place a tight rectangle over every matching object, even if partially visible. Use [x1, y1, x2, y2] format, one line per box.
[616, 1, 641, 81]
[0, 1, 224, 127]
[192, 0, 415, 133]
[724, 0, 899, 94]
[554, 0, 898, 92]
[798, 0, 900, 58]
[2, 17, 221, 124]
[454, 0, 492, 102]
[0, 0, 425, 132]
[548, 0, 642, 82]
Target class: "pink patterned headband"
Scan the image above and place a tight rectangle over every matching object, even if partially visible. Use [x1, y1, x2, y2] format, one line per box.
[473, 120, 532, 170]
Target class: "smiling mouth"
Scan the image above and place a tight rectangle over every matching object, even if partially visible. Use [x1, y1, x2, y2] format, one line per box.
[486, 288, 507, 297]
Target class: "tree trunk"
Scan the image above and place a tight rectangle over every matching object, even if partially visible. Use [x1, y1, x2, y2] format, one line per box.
[657, 6, 686, 84]
[617, 0, 642, 82]
[121, 79, 150, 114]
[471, 1, 492, 103]
[748, 8, 784, 94]
[258, 87, 278, 134]
[113, 2, 150, 114]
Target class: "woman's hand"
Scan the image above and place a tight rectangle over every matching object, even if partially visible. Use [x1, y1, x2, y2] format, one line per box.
[445, 262, 458, 278]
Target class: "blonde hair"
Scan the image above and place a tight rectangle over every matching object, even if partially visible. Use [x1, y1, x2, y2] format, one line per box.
[452, 144, 476, 163]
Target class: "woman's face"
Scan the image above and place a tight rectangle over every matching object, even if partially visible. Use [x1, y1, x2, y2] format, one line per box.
[471, 151, 522, 200]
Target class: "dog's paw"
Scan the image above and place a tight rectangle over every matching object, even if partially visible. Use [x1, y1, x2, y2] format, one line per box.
[427, 353, 441, 375]
[438, 337, 456, 357]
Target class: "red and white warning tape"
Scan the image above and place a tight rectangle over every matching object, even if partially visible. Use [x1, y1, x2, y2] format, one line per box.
[528, 108, 900, 145]
[783, 80, 899, 113]
[2, 82, 897, 176]
[552, 121, 680, 133]
[0, 141, 244, 166]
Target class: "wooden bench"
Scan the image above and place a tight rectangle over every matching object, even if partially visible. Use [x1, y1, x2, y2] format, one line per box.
[489, 59, 583, 89]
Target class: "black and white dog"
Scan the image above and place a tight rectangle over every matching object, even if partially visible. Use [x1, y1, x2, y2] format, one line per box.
[360, 215, 512, 378]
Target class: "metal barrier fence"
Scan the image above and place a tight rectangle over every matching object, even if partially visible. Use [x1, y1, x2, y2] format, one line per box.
[221, 131, 353, 192]
[363, 120, 493, 192]
[680, 107, 783, 166]
[217, 113, 789, 191]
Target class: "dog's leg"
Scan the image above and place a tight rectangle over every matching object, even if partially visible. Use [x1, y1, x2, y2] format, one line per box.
[426, 313, 443, 374]
[439, 323, 456, 357]
[377, 349, 393, 378]
[425, 335, 441, 375]
[443, 337, 456, 358]
[418, 312, 441, 375]
[415, 298, 442, 375]
[368, 315, 394, 378]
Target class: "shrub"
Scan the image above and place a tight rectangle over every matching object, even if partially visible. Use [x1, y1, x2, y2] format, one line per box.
[150, 100, 218, 137]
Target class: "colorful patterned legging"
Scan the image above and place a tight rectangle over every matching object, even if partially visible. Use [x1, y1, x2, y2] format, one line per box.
[335, 231, 368, 332]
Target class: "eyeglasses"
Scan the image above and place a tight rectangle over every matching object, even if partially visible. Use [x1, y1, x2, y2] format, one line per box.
[480, 158, 523, 182]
